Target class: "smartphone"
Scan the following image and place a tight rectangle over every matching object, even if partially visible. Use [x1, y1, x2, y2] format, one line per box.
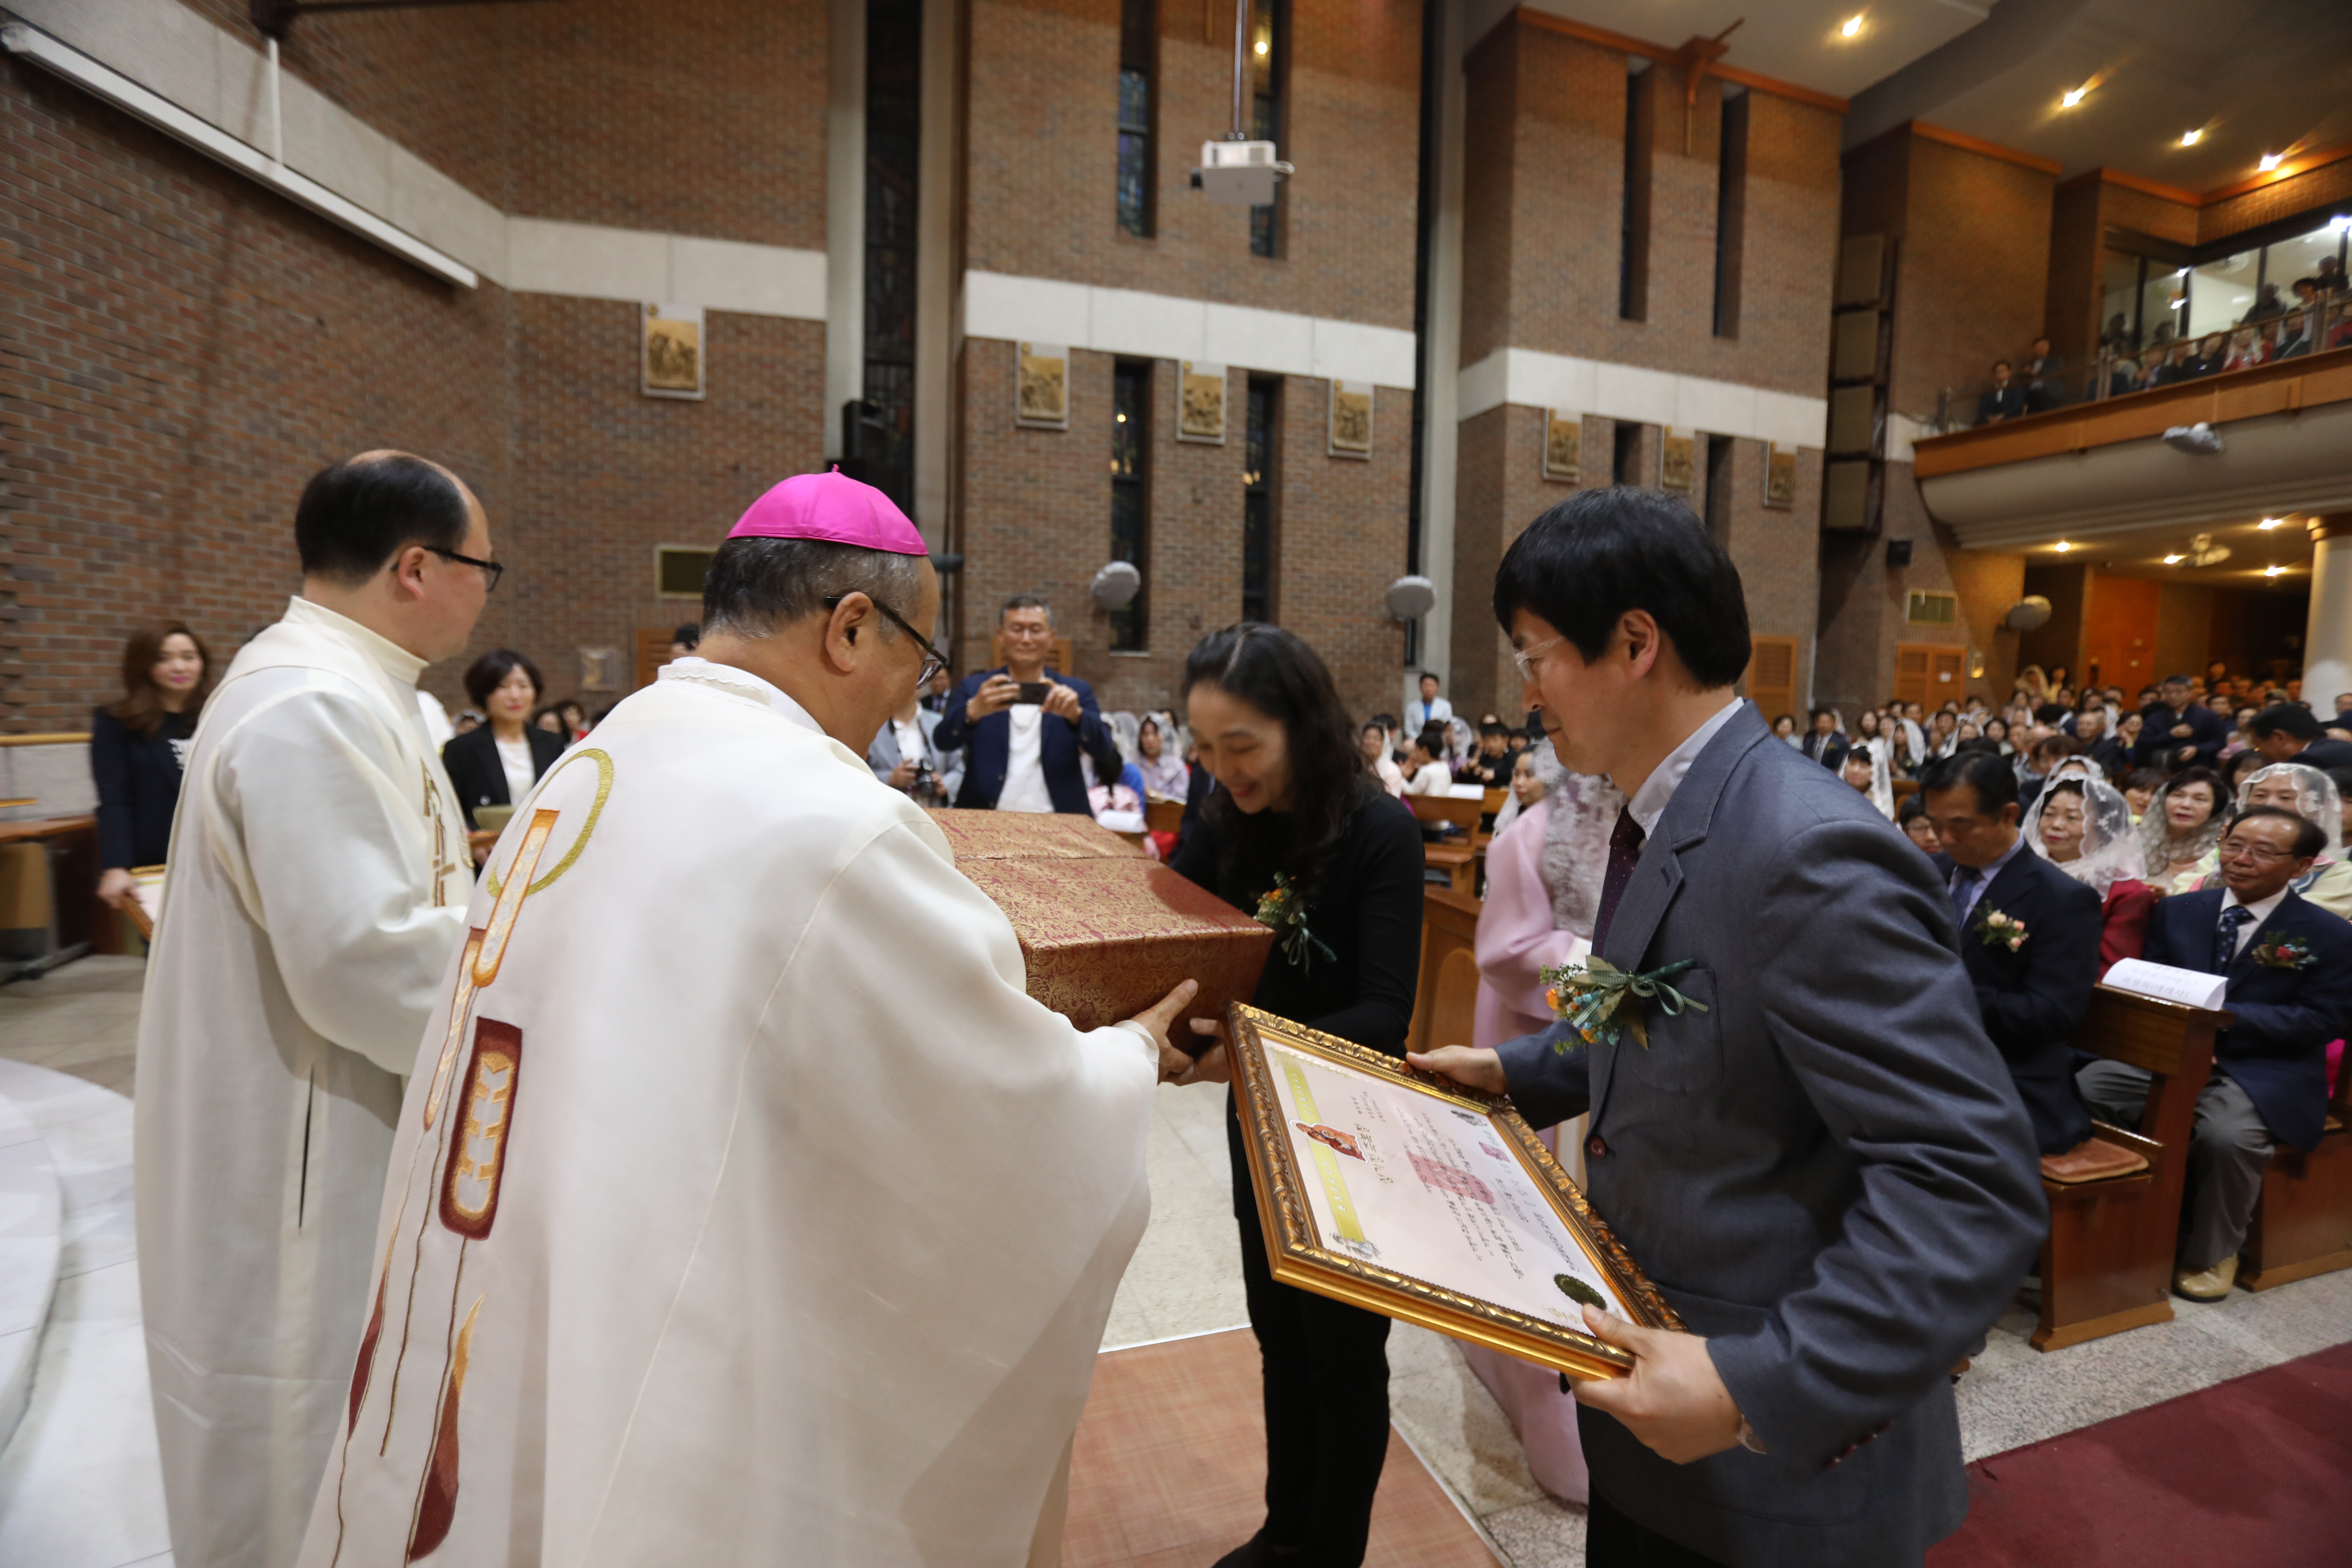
[1017, 681, 1051, 705]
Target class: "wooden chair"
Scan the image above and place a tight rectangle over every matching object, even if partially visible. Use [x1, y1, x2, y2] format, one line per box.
[1407, 886, 1481, 1054]
[2239, 1056, 2352, 1289]
[2032, 983, 2225, 1352]
[1474, 787, 1508, 852]
[1408, 794, 1483, 897]
[1891, 778, 1920, 807]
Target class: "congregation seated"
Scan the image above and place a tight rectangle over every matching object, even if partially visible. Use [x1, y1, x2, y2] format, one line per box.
[1921, 752, 2103, 1158]
[2211, 764, 2352, 923]
[2019, 767, 2154, 975]
[1360, 720, 1408, 798]
[2139, 767, 2228, 894]
[1402, 724, 1452, 795]
[2078, 807, 2352, 1300]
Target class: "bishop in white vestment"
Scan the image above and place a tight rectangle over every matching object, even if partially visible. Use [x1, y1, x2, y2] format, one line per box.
[302, 472, 1191, 1568]
[137, 455, 493, 1568]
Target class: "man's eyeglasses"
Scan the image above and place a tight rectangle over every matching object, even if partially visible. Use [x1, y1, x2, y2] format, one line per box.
[426, 546, 504, 594]
[825, 593, 948, 688]
[1512, 635, 1566, 685]
[2218, 839, 2298, 866]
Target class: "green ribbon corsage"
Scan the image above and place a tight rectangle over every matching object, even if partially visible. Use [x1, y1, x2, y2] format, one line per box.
[1539, 956, 1709, 1052]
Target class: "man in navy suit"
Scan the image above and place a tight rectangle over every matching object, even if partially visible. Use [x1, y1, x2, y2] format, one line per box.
[2079, 806, 2352, 1300]
[1921, 749, 2103, 1157]
[2133, 673, 2228, 769]
[934, 595, 1121, 814]
[1410, 489, 2044, 1568]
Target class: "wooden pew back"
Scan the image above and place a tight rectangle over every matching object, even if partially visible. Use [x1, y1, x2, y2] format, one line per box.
[1408, 887, 1481, 1054]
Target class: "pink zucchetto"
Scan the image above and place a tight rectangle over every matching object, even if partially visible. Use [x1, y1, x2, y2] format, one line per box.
[725, 467, 929, 556]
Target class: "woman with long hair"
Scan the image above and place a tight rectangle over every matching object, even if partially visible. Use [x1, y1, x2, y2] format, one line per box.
[1168, 623, 1424, 1568]
[2139, 766, 2228, 893]
[92, 622, 214, 910]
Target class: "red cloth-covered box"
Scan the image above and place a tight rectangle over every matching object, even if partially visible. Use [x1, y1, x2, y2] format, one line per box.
[933, 810, 1271, 1032]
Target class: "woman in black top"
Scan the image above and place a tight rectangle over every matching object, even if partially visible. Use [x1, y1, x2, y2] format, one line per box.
[442, 649, 567, 835]
[93, 622, 214, 912]
[1169, 624, 1424, 1568]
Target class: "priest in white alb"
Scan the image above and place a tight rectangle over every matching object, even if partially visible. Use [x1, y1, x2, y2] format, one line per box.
[137, 452, 494, 1568]
[301, 471, 1197, 1568]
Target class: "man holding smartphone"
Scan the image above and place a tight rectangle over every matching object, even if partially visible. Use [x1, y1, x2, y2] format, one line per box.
[937, 595, 1124, 813]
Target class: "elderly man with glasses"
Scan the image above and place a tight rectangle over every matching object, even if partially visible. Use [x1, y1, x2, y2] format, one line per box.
[2079, 805, 2352, 1300]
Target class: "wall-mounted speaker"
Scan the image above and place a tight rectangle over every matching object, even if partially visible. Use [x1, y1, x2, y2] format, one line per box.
[1885, 539, 1913, 566]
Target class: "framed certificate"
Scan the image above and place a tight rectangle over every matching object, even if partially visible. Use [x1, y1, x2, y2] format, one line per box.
[1227, 1003, 1683, 1380]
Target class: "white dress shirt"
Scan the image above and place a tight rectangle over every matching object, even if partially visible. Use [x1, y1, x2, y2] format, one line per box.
[1405, 760, 1452, 796]
[494, 733, 537, 803]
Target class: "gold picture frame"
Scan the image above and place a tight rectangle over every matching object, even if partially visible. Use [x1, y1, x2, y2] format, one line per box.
[1328, 380, 1373, 458]
[1764, 442, 1798, 509]
[641, 302, 705, 400]
[1016, 342, 1071, 429]
[1226, 1003, 1683, 1380]
[1661, 428, 1694, 492]
[1543, 410, 1582, 482]
[1178, 360, 1227, 443]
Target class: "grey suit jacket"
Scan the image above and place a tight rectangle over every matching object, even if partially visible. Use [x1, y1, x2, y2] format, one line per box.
[866, 708, 963, 804]
[1496, 701, 2044, 1568]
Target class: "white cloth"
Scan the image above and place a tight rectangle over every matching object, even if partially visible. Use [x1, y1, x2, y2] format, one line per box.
[300, 656, 1159, 1568]
[137, 596, 469, 1568]
[416, 688, 455, 750]
[2219, 886, 2287, 957]
[494, 733, 536, 803]
[1624, 697, 1744, 836]
[999, 702, 1053, 813]
[891, 716, 926, 771]
[1405, 760, 1452, 796]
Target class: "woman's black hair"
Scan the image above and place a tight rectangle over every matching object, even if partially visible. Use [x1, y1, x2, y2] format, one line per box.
[462, 648, 544, 710]
[2160, 765, 2225, 823]
[1183, 623, 1370, 912]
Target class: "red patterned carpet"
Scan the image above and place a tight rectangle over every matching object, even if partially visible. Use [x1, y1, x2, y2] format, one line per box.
[1061, 1329, 1498, 1568]
[1931, 1342, 2352, 1567]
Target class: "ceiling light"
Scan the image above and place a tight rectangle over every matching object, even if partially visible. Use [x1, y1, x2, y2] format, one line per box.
[2259, 517, 2284, 528]
[2054, 541, 2072, 553]
[1254, 38, 1268, 54]
[2163, 553, 2185, 565]
[2265, 565, 2286, 577]
[2179, 128, 2202, 147]
[2061, 86, 2087, 109]
[2259, 153, 2283, 172]
[1840, 14, 1863, 37]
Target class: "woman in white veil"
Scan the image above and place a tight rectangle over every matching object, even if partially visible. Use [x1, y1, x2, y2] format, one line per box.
[2021, 762, 2156, 973]
[1457, 744, 1619, 1504]
[2221, 762, 2352, 920]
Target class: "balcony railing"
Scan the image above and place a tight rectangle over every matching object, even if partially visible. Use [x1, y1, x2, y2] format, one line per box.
[1918, 295, 2352, 437]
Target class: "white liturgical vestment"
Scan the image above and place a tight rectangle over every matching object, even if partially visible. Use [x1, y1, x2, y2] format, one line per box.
[137, 596, 470, 1568]
[300, 658, 1159, 1568]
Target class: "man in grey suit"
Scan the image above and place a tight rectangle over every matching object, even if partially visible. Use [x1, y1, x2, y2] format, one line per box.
[868, 685, 962, 806]
[1410, 488, 2045, 1567]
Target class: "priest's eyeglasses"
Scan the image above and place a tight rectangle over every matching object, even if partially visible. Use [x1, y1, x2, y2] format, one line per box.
[1512, 635, 1566, 684]
[426, 546, 505, 594]
[825, 593, 948, 688]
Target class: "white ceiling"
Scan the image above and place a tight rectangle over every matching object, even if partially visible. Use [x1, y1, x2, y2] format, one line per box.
[1465, 0, 1996, 100]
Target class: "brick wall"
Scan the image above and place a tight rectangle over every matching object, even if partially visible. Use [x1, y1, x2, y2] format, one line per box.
[3, 0, 828, 730]
[961, 0, 1420, 326]
[2201, 158, 2352, 245]
[1878, 135, 2054, 418]
[954, 342, 1408, 722]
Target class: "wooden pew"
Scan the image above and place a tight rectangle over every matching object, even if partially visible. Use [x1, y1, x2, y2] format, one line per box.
[2032, 983, 2226, 1352]
[1407, 886, 1481, 1054]
[2239, 1054, 2352, 1289]
[1143, 799, 1185, 837]
[1408, 793, 1482, 898]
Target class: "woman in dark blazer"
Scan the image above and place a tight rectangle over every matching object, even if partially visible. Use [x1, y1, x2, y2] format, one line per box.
[1166, 624, 1425, 1568]
[93, 622, 215, 911]
[441, 649, 566, 835]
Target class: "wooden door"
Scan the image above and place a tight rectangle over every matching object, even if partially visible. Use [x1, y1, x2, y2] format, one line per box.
[1893, 643, 1965, 707]
[634, 627, 675, 692]
[1745, 635, 1799, 723]
[2084, 574, 2161, 693]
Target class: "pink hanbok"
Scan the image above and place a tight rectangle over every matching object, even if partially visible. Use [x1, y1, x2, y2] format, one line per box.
[1458, 769, 1621, 1504]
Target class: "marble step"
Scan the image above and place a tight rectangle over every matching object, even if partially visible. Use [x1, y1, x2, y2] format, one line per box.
[0, 1078, 64, 1450]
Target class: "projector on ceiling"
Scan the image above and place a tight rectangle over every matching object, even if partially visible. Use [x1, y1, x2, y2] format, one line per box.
[1191, 139, 1293, 207]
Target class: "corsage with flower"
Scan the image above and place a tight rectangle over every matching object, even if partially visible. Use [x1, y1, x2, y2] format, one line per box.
[1539, 955, 1709, 1052]
[2251, 934, 2316, 971]
[1254, 872, 1336, 971]
[1972, 907, 2028, 953]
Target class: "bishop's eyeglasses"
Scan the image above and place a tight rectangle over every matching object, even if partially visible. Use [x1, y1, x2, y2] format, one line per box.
[825, 593, 949, 688]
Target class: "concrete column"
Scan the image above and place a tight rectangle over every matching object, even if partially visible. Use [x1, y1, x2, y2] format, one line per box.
[2305, 514, 2352, 707]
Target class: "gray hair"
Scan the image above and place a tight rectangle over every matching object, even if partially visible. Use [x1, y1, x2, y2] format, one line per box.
[1000, 593, 1052, 624]
[701, 537, 924, 639]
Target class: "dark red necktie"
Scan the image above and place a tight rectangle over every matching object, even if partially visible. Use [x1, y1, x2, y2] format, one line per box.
[1591, 806, 1646, 953]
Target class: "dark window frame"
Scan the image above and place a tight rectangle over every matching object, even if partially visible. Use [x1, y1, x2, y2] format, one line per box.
[1712, 89, 1748, 338]
[1248, 0, 1289, 260]
[1117, 0, 1157, 238]
[1110, 360, 1152, 650]
[1242, 376, 1281, 623]
[1618, 64, 1653, 322]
